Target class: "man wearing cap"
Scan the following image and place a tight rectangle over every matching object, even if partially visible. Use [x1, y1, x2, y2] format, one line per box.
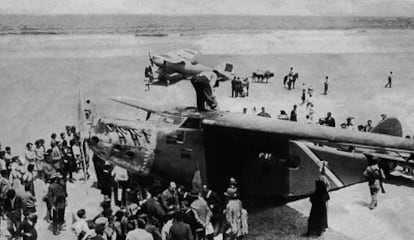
[363, 156, 386, 209]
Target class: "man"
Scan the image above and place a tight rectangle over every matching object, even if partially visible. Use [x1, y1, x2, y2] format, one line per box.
[72, 209, 90, 240]
[323, 76, 329, 95]
[363, 156, 385, 209]
[4, 189, 23, 238]
[16, 213, 38, 240]
[51, 142, 63, 174]
[145, 65, 154, 83]
[191, 192, 213, 240]
[231, 76, 237, 98]
[47, 174, 67, 234]
[345, 117, 355, 130]
[191, 72, 218, 111]
[385, 71, 392, 88]
[320, 112, 335, 127]
[290, 105, 297, 122]
[242, 108, 247, 114]
[169, 212, 193, 240]
[380, 114, 387, 121]
[257, 107, 271, 118]
[126, 218, 154, 240]
[364, 120, 373, 132]
[161, 182, 180, 216]
[21, 183, 36, 217]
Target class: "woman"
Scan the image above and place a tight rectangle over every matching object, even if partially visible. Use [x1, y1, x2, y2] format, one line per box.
[306, 177, 330, 237]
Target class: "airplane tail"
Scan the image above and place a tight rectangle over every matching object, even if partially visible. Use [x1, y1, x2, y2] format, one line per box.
[213, 62, 234, 81]
[370, 117, 403, 137]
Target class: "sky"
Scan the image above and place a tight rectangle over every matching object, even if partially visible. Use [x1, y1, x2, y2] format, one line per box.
[0, 0, 413, 17]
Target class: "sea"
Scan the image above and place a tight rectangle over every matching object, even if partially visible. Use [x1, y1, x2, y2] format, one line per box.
[0, 14, 414, 36]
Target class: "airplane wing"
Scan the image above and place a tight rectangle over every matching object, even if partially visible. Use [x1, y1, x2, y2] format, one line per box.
[202, 114, 414, 153]
[167, 49, 199, 61]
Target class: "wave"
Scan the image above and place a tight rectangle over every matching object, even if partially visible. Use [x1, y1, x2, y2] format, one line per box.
[135, 33, 168, 37]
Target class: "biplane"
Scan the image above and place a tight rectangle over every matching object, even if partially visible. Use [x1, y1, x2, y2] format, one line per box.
[147, 49, 234, 86]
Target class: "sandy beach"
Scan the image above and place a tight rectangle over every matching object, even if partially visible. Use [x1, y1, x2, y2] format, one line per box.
[1, 29, 414, 239]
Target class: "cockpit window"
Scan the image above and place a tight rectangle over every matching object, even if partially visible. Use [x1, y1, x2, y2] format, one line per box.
[180, 118, 201, 129]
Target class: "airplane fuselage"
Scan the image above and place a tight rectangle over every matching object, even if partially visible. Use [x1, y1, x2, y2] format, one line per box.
[86, 111, 414, 198]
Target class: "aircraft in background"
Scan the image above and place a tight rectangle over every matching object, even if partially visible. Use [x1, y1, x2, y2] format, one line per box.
[147, 49, 234, 86]
[82, 95, 414, 198]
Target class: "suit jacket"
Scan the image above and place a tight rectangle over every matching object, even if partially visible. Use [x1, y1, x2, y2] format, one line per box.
[169, 221, 193, 240]
[4, 195, 23, 220]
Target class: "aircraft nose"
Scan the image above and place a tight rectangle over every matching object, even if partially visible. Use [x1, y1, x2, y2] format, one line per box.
[87, 120, 156, 175]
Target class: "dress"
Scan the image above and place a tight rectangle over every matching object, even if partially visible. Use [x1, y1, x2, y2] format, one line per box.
[307, 179, 330, 236]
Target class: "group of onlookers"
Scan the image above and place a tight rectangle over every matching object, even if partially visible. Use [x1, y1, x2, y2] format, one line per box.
[0, 125, 88, 239]
[73, 174, 248, 240]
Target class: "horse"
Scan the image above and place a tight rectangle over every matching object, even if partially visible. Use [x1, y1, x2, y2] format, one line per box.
[252, 70, 274, 83]
[283, 72, 299, 89]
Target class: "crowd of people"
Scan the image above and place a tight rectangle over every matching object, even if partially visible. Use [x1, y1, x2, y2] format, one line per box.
[0, 123, 249, 240]
[0, 125, 87, 239]
[73, 171, 248, 240]
[231, 77, 249, 98]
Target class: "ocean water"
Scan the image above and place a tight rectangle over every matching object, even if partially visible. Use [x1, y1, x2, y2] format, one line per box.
[0, 15, 414, 35]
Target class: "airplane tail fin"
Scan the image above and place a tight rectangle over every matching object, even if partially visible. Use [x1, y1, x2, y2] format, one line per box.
[370, 117, 403, 137]
[213, 62, 234, 81]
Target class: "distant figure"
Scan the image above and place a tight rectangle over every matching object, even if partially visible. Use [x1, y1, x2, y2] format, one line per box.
[363, 156, 385, 210]
[257, 107, 271, 118]
[385, 71, 392, 88]
[323, 76, 329, 95]
[84, 100, 92, 120]
[305, 166, 330, 237]
[308, 85, 314, 97]
[168, 212, 193, 240]
[344, 117, 355, 130]
[290, 105, 297, 122]
[288, 67, 294, 77]
[308, 104, 314, 122]
[300, 83, 306, 105]
[380, 114, 387, 122]
[231, 77, 237, 98]
[242, 108, 247, 114]
[252, 106, 257, 115]
[319, 112, 335, 127]
[364, 120, 373, 132]
[277, 110, 289, 120]
[242, 78, 249, 97]
[145, 65, 154, 83]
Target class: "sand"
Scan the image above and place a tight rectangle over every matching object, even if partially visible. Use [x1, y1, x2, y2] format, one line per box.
[1, 29, 414, 239]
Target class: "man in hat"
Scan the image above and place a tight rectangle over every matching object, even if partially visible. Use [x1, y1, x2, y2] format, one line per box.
[190, 190, 212, 240]
[363, 156, 386, 209]
[380, 114, 387, 122]
[46, 173, 67, 234]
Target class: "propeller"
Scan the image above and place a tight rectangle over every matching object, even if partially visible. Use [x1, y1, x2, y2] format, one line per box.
[148, 52, 154, 67]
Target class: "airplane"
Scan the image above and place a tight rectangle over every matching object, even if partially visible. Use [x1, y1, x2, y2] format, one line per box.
[147, 49, 235, 86]
[82, 95, 414, 198]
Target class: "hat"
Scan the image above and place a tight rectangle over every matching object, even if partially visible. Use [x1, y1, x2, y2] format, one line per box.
[94, 217, 108, 226]
[346, 117, 354, 120]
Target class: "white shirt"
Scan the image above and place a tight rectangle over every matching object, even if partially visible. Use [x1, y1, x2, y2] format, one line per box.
[112, 165, 129, 182]
[161, 219, 173, 240]
[126, 228, 153, 240]
[72, 218, 90, 237]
